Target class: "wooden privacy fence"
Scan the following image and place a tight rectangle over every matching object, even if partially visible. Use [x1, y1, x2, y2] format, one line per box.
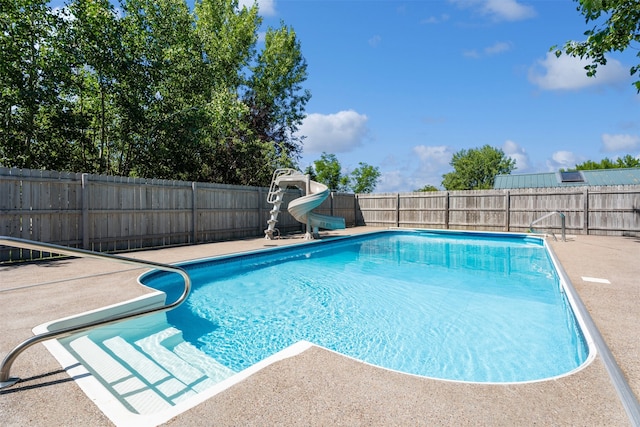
[1, 167, 639, 261]
[357, 187, 640, 236]
[0, 168, 358, 262]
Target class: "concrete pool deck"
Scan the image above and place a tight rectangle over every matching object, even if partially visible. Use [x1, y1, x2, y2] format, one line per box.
[1, 227, 638, 426]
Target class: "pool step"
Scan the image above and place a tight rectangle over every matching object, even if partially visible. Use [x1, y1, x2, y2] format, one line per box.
[67, 327, 236, 415]
[172, 341, 235, 382]
[135, 328, 218, 393]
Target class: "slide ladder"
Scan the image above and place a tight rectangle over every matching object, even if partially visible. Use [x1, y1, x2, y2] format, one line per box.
[265, 169, 297, 239]
[265, 168, 345, 240]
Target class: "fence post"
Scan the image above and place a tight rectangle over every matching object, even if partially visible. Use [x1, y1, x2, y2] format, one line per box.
[504, 190, 510, 232]
[192, 182, 198, 244]
[444, 192, 450, 229]
[300, 188, 305, 233]
[583, 188, 589, 235]
[396, 193, 400, 227]
[81, 173, 90, 249]
[258, 187, 264, 235]
[331, 192, 335, 216]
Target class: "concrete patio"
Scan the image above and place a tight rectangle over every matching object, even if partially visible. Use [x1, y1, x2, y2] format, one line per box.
[1, 227, 638, 426]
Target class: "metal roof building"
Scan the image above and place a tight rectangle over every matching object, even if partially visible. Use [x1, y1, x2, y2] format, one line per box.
[493, 168, 640, 189]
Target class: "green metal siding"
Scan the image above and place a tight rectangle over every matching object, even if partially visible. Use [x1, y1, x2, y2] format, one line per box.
[494, 168, 640, 189]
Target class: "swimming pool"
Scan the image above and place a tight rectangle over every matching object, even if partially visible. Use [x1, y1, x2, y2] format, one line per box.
[142, 229, 590, 383]
[47, 229, 594, 424]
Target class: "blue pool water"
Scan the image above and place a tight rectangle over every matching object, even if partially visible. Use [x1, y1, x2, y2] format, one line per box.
[142, 230, 589, 383]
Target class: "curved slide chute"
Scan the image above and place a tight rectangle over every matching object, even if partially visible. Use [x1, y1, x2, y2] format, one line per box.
[265, 169, 345, 239]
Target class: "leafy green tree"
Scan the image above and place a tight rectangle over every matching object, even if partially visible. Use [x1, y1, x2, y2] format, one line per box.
[573, 159, 615, 170]
[307, 154, 380, 193]
[0, 0, 310, 186]
[555, 0, 640, 92]
[572, 154, 640, 170]
[121, 0, 209, 180]
[303, 165, 317, 180]
[614, 154, 639, 168]
[198, 88, 266, 185]
[348, 162, 380, 193]
[312, 152, 348, 191]
[0, 0, 72, 169]
[416, 184, 439, 192]
[68, 0, 124, 174]
[442, 145, 516, 190]
[244, 24, 311, 167]
[196, 0, 258, 90]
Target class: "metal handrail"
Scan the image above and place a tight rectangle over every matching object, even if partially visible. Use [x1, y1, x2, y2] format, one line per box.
[529, 211, 566, 242]
[266, 168, 297, 204]
[0, 236, 192, 389]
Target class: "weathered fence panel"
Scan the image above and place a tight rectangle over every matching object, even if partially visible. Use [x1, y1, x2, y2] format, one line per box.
[508, 189, 585, 234]
[588, 188, 640, 235]
[399, 192, 447, 229]
[356, 193, 398, 227]
[448, 190, 506, 231]
[198, 183, 251, 242]
[2, 167, 639, 262]
[332, 193, 357, 227]
[357, 185, 640, 237]
[0, 168, 83, 260]
[0, 169, 301, 261]
[87, 175, 194, 252]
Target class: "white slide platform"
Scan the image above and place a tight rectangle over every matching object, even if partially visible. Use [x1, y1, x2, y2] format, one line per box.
[265, 169, 345, 239]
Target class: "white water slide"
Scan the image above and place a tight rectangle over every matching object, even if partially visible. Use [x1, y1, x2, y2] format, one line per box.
[265, 169, 345, 239]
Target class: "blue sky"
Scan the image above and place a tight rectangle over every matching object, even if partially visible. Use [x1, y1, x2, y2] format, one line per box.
[49, 0, 640, 191]
[252, 0, 640, 191]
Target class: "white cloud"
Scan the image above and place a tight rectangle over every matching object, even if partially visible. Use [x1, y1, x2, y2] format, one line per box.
[529, 52, 629, 90]
[377, 168, 445, 193]
[299, 110, 369, 154]
[546, 150, 582, 171]
[502, 140, 530, 172]
[377, 170, 406, 193]
[413, 145, 453, 167]
[239, 0, 276, 16]
[463, 49, 481, 59]
[368, 35, 382, 48]
[372, 146, 454, 192]
[450, 0, 536, 22]
[601, 133, 640, 152]
[409, 145, 455, 190]
[421, 14, 450, 24]
[484, 41, 512, 55]
[482, 0, 536, 21]
[464, 41, 512, 59]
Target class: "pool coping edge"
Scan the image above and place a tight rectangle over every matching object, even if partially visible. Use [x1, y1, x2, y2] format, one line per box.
[545, 240, 640, 425]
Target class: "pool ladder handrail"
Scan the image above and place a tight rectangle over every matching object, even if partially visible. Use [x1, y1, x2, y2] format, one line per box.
[529, 211, 566, 242]
[265, 168, 299, 239]
[266, 168, 298, 204]
[0, 236, 192, 389]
